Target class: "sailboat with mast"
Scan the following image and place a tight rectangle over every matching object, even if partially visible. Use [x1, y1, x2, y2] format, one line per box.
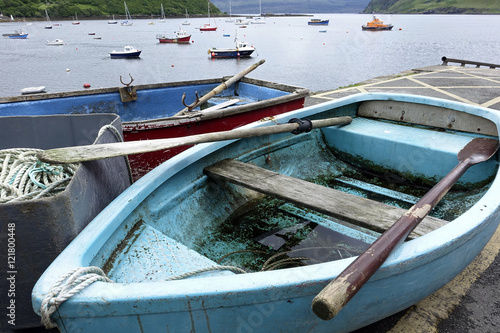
[225, 1, 233, 22]
[182, 9, 190, 25]
[251, 0, 266, 24]
[44, 9, 52, 29]
[198, 1, 217, 31]
[108, 15, 118, 24]
[159, 4, 166, 23]
[121, 1, 133, 26]
[72, 13, 80, 25]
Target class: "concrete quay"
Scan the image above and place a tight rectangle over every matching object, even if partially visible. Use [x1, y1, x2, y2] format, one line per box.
[307, 64, 500, 333]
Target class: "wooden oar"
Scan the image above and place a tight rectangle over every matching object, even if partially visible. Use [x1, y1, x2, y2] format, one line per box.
[37, 116, 353, 164]
[312, 137, 499, 321]
[173, 59, 266, 116]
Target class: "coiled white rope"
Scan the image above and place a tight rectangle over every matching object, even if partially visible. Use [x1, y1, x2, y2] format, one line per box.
[0, 148, 78, 203]
[40, 266, 113, 329]
[0, 124, 132, 203]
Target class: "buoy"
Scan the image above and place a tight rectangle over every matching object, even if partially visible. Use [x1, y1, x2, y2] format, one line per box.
[83, 83, 91, 88]
[399, 28, 402, 30]
[171, 64, 174, 67]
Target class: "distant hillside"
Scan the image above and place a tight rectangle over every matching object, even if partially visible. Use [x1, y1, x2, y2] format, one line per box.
[363, 0, 500, 14]
[211, 0, 372, 14]
[1, 0, 222, 19]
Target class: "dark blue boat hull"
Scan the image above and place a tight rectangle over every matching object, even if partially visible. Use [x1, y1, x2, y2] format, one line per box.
[209, 50, 254, 58]
[110, 51, 141, 58]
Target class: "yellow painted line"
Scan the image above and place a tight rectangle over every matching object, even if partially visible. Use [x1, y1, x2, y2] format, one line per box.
[454, 68, 500, 84]
[362, 86, 500, 89]
[482, 96, 500, 108]
[407, 76, 479, 105]
[388, 224, 500, 333]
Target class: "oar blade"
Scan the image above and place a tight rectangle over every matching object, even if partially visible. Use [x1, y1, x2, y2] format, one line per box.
[458, 138, 499, 165]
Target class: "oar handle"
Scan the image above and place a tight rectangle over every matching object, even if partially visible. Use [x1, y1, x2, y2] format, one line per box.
[312, 159, 474, 320]
[174, 59, 266, 116]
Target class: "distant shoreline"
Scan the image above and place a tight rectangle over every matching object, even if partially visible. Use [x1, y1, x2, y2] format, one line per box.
[1, 11, 498, 23]
[0, 13, 315, 23]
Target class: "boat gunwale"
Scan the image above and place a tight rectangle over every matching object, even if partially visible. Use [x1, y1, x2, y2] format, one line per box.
[0, 77, 306, 104]
[122, 90, 309, 131]
[32, 93, 500, 319]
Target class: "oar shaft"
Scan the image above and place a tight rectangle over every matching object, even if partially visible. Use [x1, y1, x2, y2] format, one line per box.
[37, 116, 352, 164]
[175, 59, 266, 115]
[312, 159, 474, 321]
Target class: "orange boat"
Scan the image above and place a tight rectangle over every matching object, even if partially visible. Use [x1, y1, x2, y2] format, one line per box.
[362, 15, 393, 30]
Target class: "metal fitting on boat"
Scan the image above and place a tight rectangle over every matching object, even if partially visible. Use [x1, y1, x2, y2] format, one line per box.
[289, 118, 313, 134]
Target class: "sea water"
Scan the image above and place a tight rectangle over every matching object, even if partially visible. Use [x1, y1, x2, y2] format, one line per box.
[1, 14, 499, 97]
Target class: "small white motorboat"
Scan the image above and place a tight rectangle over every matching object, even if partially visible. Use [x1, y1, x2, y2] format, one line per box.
[109, 45, 141, 58]
[46, 39, 64, 46]
[20, 86, 46, 95]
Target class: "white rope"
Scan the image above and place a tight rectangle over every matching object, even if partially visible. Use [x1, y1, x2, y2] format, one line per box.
[0, 148, 78, 203]
[40, 266, 113, 329]
[164, 265, 247, 281]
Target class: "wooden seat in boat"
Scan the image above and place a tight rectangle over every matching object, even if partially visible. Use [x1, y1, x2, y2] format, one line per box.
[204, 159, 448, 239]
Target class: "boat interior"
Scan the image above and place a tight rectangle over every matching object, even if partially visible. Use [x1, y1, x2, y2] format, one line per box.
[90, 98, 499, 283]
[0, 78, 304, 124]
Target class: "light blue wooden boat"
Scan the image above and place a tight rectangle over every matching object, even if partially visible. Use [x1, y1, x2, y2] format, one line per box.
[32, 93, 500, 332]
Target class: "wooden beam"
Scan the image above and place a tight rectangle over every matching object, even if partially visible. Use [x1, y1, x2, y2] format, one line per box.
[202, 99, 240, 112]
[204, 159, 447, 239]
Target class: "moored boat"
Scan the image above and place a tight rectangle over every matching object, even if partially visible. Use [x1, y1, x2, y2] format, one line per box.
[46, 38, 64, 46]
[0, 114, 131, 330]
[156, 29, 191, 44]
[32, 93, 500, 332]
[3, 29, 28, 38]
[108, 15, 118, 24]
[362, 15, 393, 30]
[308, 18, 329, 25]
[20, 86, 46, 94]
[198, 0, 217, 31]
[234, 18, 250, 25]
[208, 36, 255, 58]
[0, 71, 309, 180]
[44, 9, 52, 29]
[109, 45, 141, 58]
[121, 1, 133, 26]
[182, 8, 190, 25]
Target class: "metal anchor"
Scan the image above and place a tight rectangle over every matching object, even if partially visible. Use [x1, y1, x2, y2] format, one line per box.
[181, 91, 200, 111]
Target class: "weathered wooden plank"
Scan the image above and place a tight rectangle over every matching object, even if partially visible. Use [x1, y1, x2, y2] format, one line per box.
[358, 100, 498, 136]
[202, 99, 240, 112]
[204, 159, 448, 239]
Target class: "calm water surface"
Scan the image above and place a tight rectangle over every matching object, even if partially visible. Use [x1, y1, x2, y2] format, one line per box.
[0, 14, 499, 97]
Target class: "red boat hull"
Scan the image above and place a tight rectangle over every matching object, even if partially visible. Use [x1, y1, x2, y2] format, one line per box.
[123, 98, 306, 180]
[200, 26, 217, 31]
[158, 36, 191, 44]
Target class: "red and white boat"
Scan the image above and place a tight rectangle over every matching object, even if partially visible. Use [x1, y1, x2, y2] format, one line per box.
[197, 0, 217, 31]
[156, 29, 191, 44]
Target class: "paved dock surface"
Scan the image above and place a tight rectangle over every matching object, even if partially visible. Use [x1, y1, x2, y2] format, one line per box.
[307, 64, 500, 333]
